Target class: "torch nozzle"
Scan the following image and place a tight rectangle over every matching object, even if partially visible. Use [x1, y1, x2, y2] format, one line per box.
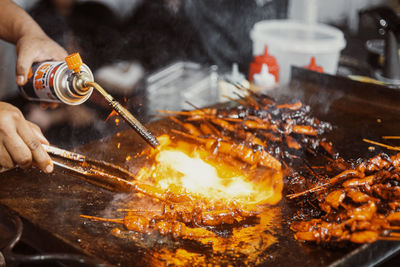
[85, 81, 160, 148]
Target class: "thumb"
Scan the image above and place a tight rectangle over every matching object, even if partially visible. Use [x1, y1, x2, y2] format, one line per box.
[16, 47, 34, 86]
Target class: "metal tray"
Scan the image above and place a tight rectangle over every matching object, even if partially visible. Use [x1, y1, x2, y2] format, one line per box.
[0, 67, 399, 266]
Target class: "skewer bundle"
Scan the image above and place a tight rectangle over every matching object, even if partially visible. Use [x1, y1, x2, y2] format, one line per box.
[288, 153, 400, 244]
[159, 91, 333, 168]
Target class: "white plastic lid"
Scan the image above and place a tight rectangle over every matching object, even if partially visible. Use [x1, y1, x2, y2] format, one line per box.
[253, 64, 276, 88]
[225, 63, 246, 83]
[250, 19, 346, 54]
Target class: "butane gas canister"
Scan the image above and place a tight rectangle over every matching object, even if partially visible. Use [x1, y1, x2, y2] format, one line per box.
[19, 54, 94, 105]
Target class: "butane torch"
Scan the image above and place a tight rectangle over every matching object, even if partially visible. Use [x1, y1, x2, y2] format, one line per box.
[20, 53, 160, 148]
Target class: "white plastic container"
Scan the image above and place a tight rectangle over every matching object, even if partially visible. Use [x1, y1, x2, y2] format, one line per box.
[250, 20, 346, 84]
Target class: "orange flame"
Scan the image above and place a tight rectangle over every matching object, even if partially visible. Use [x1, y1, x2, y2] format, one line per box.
[136, 135, 283, 206]
[105, 110, 118, 122]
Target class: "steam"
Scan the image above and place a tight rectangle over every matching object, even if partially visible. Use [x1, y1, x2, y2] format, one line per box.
[285, 78, 345, 116]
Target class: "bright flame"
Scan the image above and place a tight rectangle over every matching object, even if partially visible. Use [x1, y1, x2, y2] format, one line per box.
[136, 135, 283, 205]
[156, 150, 254, 199]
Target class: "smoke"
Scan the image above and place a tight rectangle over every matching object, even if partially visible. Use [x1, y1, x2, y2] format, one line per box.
[101, 192, 131, 218]
[308, 84, 345, 115]
[284, 74, 345, 116]
[82, 0, 144, 19]
[101, 191, 164, 219]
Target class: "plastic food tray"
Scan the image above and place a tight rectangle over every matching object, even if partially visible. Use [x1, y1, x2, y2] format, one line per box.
[145, 62, 219, 117]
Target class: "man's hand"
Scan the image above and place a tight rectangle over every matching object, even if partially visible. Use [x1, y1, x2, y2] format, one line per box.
[0, 102, 53, 173]
[16, 34, 67, 109]
[0, 0, 68, 86]
[15, 34, 67, 86]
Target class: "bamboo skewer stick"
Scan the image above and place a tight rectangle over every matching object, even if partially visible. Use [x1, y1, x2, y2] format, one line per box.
[80, 215, 123, 224]
[362, 138, 400, 151]
[382, 136, 400, 140]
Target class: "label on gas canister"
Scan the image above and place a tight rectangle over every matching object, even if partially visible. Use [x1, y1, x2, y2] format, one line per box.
[21, 61, 63, 101]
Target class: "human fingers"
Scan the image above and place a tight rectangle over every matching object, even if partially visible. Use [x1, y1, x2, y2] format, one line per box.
[0, 103, 31, 168]
[3, 133, 33, 169]
[0, 102, 51, 171]
[17, 121, 53, 173]
[16, 36, 68, 86]
[0, 143, 14, 169]
[15, 39, 34, 86]
[0, 105, 52, 172]
[27, 121, 49, 145]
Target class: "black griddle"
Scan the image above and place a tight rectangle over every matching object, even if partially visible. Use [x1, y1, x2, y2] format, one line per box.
[0, 67, 400, 266]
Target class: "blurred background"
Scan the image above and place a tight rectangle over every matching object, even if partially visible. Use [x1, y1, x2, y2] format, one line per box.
[0, 0, 399, 148]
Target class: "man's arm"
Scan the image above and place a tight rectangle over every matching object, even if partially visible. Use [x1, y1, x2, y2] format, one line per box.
[0, 0, 67, 85]
[0, 0, 69, 173]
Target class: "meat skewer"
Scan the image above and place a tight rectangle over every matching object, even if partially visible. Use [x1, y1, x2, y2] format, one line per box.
[288, 150, 400, 244]
[80, 215, 216, 239]
[171, 129, 282, 170]
[286, 170, 363, 199]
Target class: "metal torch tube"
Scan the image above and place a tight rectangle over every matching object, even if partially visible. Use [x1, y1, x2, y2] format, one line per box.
[85, 81, 160, 148]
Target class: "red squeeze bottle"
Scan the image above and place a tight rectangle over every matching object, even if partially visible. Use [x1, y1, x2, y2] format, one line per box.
[249, 45, 279, 82]
[304, 57, 324, 73]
